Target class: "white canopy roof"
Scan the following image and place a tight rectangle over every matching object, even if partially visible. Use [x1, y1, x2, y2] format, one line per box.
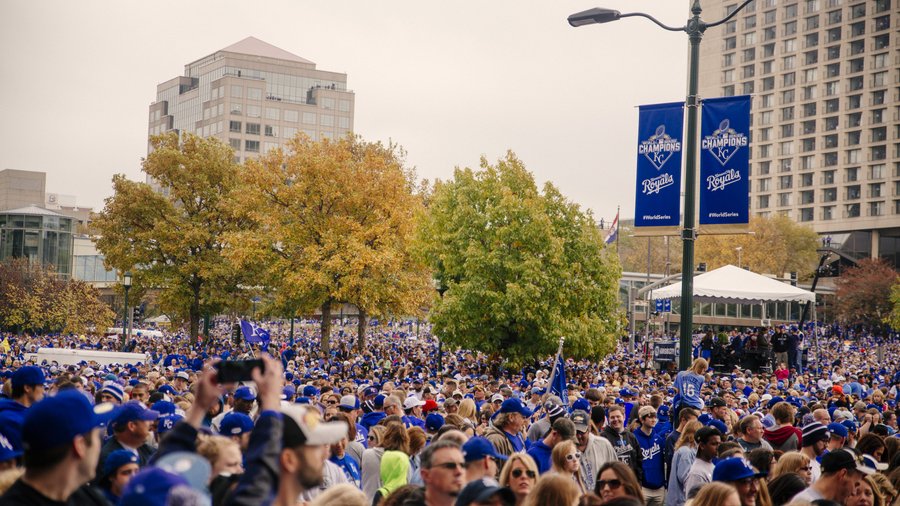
[649, 264, 815, 304]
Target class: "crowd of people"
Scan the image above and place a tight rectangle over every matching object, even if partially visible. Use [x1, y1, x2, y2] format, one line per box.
[0, 318, 899, 506]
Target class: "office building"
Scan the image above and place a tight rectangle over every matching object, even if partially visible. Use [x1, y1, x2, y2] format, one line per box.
[698, 0, 899, 264]
[0, 169, 45, 211]
[148, 36, 355, 168]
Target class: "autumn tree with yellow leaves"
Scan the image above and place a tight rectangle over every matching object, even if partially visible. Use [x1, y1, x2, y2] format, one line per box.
[0, 259, 114, 334]
[93, 133, 254, 340]
[226, 134, 432, 352]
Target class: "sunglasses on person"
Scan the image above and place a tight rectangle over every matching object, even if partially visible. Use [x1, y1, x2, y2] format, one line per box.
[326, 399, 338, 405]
[565, 452, 582, 462]
[597, 479, 622, 490]
[511, 468, 537, 479]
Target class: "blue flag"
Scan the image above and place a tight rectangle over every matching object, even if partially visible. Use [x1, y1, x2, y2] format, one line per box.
[634, 102, 684, 235]
[550, 354, 568, 407]
[699, 95, 751, 233]
[240, 320, 270, 344]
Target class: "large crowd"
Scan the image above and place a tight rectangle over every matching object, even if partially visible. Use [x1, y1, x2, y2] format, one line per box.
[0, 318, 899, 506]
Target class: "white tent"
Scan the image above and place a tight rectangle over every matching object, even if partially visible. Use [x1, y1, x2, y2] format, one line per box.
[649, 264, 815, 304]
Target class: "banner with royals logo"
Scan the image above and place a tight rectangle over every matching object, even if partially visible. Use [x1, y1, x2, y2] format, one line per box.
[633, 102, 684, 236]
[699, 96, 751, 234]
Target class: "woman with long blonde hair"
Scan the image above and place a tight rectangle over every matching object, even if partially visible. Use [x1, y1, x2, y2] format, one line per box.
[667, 420, 702, 506]
[550, 440, 588, 494]
[691, 482, 741, 506]
[770, 452, 812, 485]
[500, 453, 539, 506]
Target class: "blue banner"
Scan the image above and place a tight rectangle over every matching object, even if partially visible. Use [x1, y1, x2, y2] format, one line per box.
[634, 102, 684, 233]
[240, 320, 271, 344]
[550, 354, 568, 407]
[699, 96, 751, 231]
[655, 299, 671, 313]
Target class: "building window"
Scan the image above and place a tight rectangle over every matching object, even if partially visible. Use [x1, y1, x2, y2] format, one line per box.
[247, 105, 261, 118]
[725, 37, 737, 50]
[823, 170, 836, 184]
[764, 9, 777, 23]
[827, 9, 842, 24]
[802, 121, 816, 135]
[870, 201, 884, 216]
[800, 208, 814, 221]
[850, 21, 865, 37]
[759, 178, 772, 192]
[804, 50, 818, 65]
[801, 173, 814, 187]
[758, 195, 771, 209]
[265, 108, 279, 120]
[822, 206, 834, 220]
[805, 15, 820, 30]
[230, 103, 242, 115]
[724, 53, 735, 67]
[784, 21, 797, 36]
[302, 112, 316, 125]
[778, 193, 792, 206]
[846, 131, 861, 145]
[247, 88, 262, 100]
[849, 2, 865, 18]
[743, 48, 756, 62]
[245, 140, 259, 153]
[780, 175, 793, 189]
[846, 167, 859, 182]
[229, 138, 240, 150]
[264, 125, 278, 137]
[246, 123, 260, 135]
[846, 185, 861, 200]
[231, 85, 243, 98]
[846, 203, 860, 218]
[870, 183, 884, 198]
[801, 155, 816, 169]
[780, 158, 794, 172]
[284, 110, 299, 123]
[874, 15, 890, 31]
[229, 121, 241, 133]
[823, 187, 838, 201]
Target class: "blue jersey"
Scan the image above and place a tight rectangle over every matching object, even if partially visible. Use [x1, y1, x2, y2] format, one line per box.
[673, 371, 704, 409]
[634, 428, 666, 489]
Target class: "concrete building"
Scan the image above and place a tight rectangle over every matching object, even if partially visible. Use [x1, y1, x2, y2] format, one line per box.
[697, 0, 899, 265]
[148, 36, 355, 171]
[0, 170, 45, 212]
[0, 205, 75, 277]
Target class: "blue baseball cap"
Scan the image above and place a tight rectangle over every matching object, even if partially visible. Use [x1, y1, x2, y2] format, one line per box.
[23, 392, 120, 451]
[102, 449, 139, 478]
[499, 398, 533, 417]
[12, 366, 45, 390]
[157, 384, 176, 395]
[151, 400, 177, 416]
[234, 386, 256, 401]
[220, 412, 254, 436]
[462, 437, 508, 463]
[113, 402, 160, 427]
[827, 422, 849, 438]
[708, 419, 729, 435]
[120, 467, 191, 506]
[425, 413, 445, 432]
[302, 385, 319, 397]
[841, 420, 858, 433]
[282, 385, 296, 400]
[157, 414, 183, 435]
[713, 457, 766, 482]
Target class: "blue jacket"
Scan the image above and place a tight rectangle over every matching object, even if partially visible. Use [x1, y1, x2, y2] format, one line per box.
[0, 398, 27, 451]
[634, 428, 666, 489]
[360, 411, 386, 430]
[525, 440, 553, 474]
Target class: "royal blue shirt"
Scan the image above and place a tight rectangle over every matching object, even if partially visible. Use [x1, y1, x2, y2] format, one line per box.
[634, 427, 666, 489]
[525, 440, 553, 473]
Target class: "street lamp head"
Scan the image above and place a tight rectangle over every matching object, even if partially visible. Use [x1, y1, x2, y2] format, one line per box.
[567, 7, 621, 27]
[123, 271, 132, 288]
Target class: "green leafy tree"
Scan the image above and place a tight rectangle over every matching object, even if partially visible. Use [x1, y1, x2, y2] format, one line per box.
[835, 258, 897, 328]
[0, 259, 113, 334]
[93, 132, 251, 339]
[416, 152, 622, 364]
[226, 134, 432, 352]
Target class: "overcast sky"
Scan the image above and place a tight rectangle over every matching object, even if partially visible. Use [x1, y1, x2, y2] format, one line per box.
[0, 0, 690, 223]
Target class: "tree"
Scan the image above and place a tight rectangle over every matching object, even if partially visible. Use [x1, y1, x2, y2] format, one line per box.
[226, 134, 432, 352]
[889, 282, 900, 331]
[93, 132, 251, 339]
[617, 231, 683, 275]
[415, 152, 622, 365]
[0, 259, 113, 334]
[834, 258, 897, 328]
[695, 215, 820, 277]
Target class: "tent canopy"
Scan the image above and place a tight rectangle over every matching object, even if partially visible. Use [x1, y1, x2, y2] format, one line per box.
[649, 264, 815, 304]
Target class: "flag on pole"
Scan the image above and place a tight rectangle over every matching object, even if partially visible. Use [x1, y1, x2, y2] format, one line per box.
[240, 320, 271, 344]
[604, 212, 619, 245]
[550, 354, 568, 406]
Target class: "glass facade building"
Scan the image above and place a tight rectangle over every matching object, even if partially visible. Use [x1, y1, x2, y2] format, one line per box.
[0, 205, 74, 277]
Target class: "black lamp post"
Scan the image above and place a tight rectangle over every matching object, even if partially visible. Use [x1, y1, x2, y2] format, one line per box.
[568, 0, 755, 371]
[121, 271, 132, 347]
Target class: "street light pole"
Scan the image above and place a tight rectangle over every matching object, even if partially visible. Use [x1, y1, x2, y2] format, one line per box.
[568, 0, 755, 371]
[736, 246, 743, 268]
[121, 271, 132, 348]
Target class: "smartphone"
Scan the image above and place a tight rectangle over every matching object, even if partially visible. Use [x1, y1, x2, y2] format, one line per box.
[215, 359, 264, 383]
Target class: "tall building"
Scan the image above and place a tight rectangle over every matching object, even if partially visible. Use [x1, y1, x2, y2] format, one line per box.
[0, 169, 45, 211]
[698, 0, 899, 264]
[148, 36, 355, 166]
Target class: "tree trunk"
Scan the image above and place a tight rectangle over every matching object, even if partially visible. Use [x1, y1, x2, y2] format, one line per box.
[357, 308, 367, 351]
[321, 299, 332, 353]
